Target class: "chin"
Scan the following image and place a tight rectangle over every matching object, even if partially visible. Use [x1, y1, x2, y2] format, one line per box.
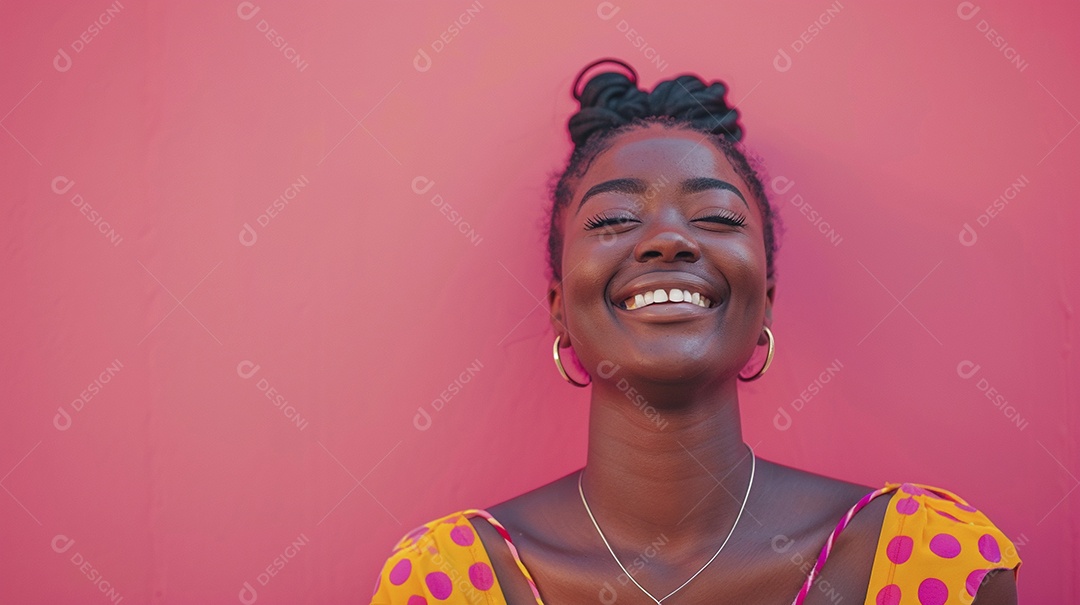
[607, 349, 730, 387]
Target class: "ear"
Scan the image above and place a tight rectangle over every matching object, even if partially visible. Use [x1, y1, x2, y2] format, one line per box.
[548, 279, 567, 341]
[764, 275, 775, 327]
[761, 276, 776, 344]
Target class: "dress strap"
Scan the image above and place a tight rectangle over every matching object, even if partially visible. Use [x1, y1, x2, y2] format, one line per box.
[789, 485, 900, 605]
[464, 509, 546, 605]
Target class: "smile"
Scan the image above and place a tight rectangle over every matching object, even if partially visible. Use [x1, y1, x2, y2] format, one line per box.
[620, 288, 713, 310]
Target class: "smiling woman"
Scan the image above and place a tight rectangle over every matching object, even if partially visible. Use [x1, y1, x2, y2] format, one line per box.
[368, 59, 1022, 605]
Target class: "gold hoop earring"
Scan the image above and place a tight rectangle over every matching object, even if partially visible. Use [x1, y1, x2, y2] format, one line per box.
[553, 335, 590, 387]
[739, 326, 775, 382]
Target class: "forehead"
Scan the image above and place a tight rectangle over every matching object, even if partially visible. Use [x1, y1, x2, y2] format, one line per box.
[579, 125, 745, 191]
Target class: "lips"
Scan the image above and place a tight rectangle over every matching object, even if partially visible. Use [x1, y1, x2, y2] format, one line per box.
[610, 272, 724, 312]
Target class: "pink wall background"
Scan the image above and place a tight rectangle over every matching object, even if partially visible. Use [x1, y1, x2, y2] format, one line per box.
[2, 1, 1077, 602]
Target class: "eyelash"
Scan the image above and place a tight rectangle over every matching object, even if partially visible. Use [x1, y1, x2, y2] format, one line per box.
[695, 209, 747, 227]
[582, 210, 747, 230]
[583, 212, 635, 230]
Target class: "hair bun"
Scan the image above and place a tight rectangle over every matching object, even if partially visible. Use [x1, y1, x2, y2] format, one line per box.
[567, 61, 744, 148]
[648, 75, 742, 142]
[569, 72, 649, 148]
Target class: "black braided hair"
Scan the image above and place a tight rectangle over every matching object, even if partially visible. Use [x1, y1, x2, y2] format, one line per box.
[547, 59, 778, 282]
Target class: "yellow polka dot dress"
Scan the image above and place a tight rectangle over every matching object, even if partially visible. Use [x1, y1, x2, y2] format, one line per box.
[368, 483, 1020, 604]
[864, 483, 1021, 605]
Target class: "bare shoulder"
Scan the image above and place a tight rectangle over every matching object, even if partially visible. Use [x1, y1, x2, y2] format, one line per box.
[759, 459, 884, 536]
[480, 469, 581, 539]
[466, 470, 582, 604]
[757, 460, 889, 605]
[972, 569, 1018, 605]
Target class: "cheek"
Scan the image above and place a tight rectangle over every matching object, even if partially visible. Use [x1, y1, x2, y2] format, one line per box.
[708, 236, 769, 304]
[560, 235, 623, 318]
[730, 239, 766, 278]
[731, 215, 770, 270]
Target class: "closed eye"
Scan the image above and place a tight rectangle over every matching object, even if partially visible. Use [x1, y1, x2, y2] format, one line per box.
[584, 212, 639, 230]
[692, 211, 746, 227]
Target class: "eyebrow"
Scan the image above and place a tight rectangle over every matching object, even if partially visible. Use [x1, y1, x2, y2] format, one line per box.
[576, 177, 748, 214]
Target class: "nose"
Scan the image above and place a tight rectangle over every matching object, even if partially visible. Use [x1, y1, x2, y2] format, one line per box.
[632, 213, 701, 263]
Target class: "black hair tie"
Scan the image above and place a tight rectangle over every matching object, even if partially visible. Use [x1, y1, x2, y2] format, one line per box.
[572, 58, 638, 101]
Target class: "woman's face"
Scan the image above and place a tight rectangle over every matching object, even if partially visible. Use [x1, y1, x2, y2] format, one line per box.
[549, 124, 774, 387]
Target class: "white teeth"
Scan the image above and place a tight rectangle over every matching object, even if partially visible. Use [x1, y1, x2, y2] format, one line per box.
[621, 288, 714, 310]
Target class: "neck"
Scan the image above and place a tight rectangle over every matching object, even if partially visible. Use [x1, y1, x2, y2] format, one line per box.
[580, 377, 754, 548]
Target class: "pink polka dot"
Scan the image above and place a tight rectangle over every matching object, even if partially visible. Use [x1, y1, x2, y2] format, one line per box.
[886, 535, 914, 564]
[442, 515, 460, 524]
[904, 483, 938, 497]
[450, 525, 475, 546]
[966, 569, 989, 597]
[935, 510, 962, 523]
[469, 562, 495, 590]
[896, 497, 920, 515]
[407, 596, 428, 605]
[403, 526, 429, 543]
[389, 558, 412, 585]
[425, 571, 453, 600]
[876, 584, 901, 605]
[978, 534, 1002, 562]
[918, 577, 948, 605]
[929, 533, 962, 558]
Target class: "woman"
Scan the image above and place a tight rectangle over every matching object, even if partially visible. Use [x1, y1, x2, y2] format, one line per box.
[369, 59, 1021, 605]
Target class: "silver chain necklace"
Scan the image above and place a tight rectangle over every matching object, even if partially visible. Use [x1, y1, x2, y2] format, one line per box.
[577, 445, 756, 604]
